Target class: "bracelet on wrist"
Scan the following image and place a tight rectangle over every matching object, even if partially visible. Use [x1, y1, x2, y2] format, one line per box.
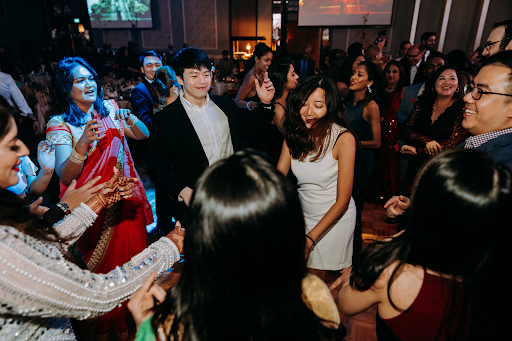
[56, 202, 70, 215]
[246, 101, 255, 111]
[127, 115, 139, 128]
[306, 234, 316, 245]
[68, 148, 87, 164]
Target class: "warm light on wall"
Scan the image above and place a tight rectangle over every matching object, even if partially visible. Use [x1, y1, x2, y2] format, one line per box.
[246, 43, 251, 50]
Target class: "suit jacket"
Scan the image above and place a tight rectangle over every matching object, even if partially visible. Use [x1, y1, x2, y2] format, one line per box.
[401, 58, 425, 86]
[475, 133, 512, 170]
[147, 95, 275, 220]
[292, 55, 315, 80]
[131, 80, 155, 128]
[397, 82, 425, 127]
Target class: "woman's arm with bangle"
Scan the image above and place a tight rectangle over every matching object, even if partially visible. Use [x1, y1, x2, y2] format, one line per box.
[54, 143, 86, 185]
[235, 72, 258, 109]
[0, 224, 180, 320]
[123, 113, 149, 140]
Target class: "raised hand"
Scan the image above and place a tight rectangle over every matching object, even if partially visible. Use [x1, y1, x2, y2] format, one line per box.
[115, 108, 132, 121]
[255, 71, 275, 105]
[28, 196, 50, 218]
[127, 270, 167, 328]
[37, 140, 55, 173]
[384, 195, 411, 218]
[77, 119, 106, 146]
[61, 175, 105, 212]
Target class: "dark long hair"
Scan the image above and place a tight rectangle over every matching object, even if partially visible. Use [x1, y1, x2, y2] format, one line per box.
[351, 149, 512, 340]
[338, 52, 364, 85]
[268, 58, 293, 101]
[383, 60, 405, 91]
[344, 61, 383, 107]
[246, 42, 272, 71]
[282, 75, 352, 162]
[417, 65, 462, 111]
[152, 151, 337, 341]
[50, 57, 106, 126]
[155, 66, 179, 98]
[0, 107, 62, 242]
[326, 48, 346, 80]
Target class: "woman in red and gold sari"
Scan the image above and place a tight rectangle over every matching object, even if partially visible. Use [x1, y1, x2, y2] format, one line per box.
[46, 57, 153, 340]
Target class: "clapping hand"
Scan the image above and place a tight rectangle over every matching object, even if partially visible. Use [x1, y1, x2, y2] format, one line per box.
[97, 167, 138, 205]
[37, 140, 55, 173]
[127, 270, 167, 328]
[329, 266, 352, 291]
[425, 140, 442, 156]
[77, 119, 106, 145]
[115, 109, 132, 122]
[166, 221, 185, 254]
[255, 71, 275, 105]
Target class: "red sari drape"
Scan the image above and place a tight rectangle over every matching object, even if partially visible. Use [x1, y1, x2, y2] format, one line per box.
[47, 100, 153, 336]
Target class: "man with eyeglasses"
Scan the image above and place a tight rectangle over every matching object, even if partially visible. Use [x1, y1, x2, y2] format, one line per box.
[462, 51, 512, 169]
[400, 44, 425, 86]
[482, 20, 512, 57]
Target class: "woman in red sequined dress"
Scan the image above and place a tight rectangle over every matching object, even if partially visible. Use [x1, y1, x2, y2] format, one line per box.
[365, 61, 405, 203]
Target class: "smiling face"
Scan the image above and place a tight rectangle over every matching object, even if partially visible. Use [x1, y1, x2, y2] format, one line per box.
[141, 56, 162, 81]
[385, 64, 400, 86]
[434, 69, 458, 99]
[177, 66, 212, 106]
[300, 88, 327, 129]
[406, 45, 424, 66]
[350, 64, 373, 92]
[423, 35, 436, 50]
[286, 64, 299, 90]
[352, 55, 365, 73]
[0, 117, 30, 189]
[255, 52, 273, 73]
[70, 66, 97, 110]
[462, 65, 512, 135]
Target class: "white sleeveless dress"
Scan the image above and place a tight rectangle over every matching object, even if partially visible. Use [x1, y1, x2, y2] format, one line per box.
[291, 124, 356, 270]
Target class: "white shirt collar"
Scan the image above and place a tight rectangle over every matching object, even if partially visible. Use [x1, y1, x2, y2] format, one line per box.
[179, 89, 210, 109]
[145, 77, 153, 84]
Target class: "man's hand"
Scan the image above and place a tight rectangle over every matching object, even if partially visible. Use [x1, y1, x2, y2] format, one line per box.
[401, 145, 417, 155]
[127, 270, 167, 328]
[179, 186, 193, 206]
[384, 195, 411, 218]
[255, 71, 275, 104]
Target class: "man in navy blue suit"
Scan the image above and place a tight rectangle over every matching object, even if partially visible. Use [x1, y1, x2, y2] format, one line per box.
[462, 51, 512, 170]
[131, 50, 162, 128]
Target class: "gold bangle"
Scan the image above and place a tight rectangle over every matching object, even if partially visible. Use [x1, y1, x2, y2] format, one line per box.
[69, 148, 87, 164]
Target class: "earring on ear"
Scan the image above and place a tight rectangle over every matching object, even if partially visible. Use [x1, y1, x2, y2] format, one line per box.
[367, 85, 372, 94]
[456, 87, 459, 92]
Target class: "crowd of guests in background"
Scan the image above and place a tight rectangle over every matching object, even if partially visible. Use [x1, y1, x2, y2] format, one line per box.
[0, 19, 511, 341]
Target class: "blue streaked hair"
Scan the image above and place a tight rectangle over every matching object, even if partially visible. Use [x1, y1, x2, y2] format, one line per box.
[50, 57, 106, 126]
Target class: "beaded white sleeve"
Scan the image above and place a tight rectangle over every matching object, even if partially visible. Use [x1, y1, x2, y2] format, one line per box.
[52, 203, 98, 251]
[0, 225, 180, 321]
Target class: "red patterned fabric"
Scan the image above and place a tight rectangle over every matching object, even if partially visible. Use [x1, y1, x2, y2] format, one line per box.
[365, 89, 402, 203]
[46, 100, 152, 335]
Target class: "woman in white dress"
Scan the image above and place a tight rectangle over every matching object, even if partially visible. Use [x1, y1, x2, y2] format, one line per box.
[277, 75, 357, 280]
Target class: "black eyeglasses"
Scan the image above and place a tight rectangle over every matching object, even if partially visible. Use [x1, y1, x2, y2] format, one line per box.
[464, 84, 512, 100]
[484, 39, 506, 50]
[407, 53, 421, 58]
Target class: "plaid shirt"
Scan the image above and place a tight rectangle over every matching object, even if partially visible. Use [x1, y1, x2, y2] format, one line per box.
[464, 127, 512, 149]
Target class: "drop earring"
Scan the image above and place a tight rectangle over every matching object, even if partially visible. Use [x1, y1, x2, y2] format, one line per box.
[367, 85, 372, 94]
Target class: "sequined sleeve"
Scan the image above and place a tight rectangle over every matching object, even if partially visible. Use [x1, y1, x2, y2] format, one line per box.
[52, 203, 98, 251]
[401, 103, 433, 146]
[0, 225, 179, 320]
[46, 116, 73, 146]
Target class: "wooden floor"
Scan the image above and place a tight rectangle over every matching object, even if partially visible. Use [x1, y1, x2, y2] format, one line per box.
[155, 202, 398, 341]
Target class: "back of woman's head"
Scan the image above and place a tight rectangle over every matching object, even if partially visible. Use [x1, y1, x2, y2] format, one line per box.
[339, 52, 364, 84]
[155, 65, 180, 98]
[153, 151, 336, 340]
[408, 149, 511, 275]
[268, 59, 292, 100]
[50, 57, 105, 125]
[283, 75, 348, 161]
